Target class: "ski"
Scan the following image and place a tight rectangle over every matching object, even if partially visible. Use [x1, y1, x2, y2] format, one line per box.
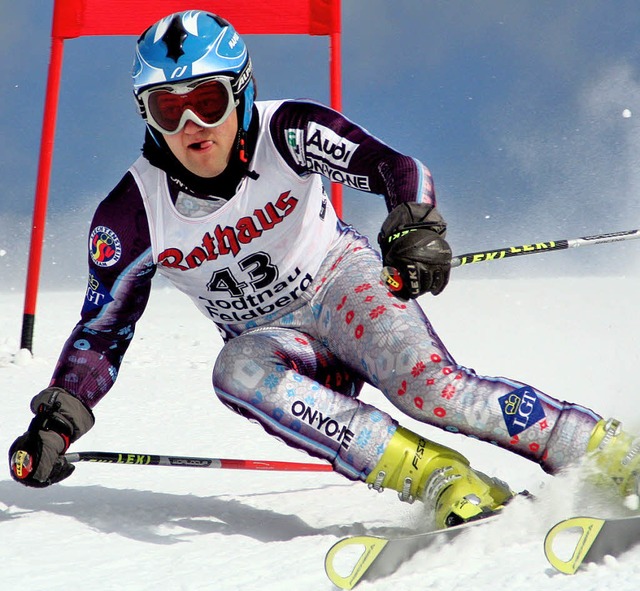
[544, 514, 640, 574]
[324, 515, 498, 589]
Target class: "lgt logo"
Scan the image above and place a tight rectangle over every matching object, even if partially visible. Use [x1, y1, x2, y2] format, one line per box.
[499, 386, 546, 436]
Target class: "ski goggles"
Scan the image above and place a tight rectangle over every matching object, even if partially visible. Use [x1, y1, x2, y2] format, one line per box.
[138, 76, 239, 135]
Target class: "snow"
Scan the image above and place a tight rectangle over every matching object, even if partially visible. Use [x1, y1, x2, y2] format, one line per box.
[2, 276, 640, 590]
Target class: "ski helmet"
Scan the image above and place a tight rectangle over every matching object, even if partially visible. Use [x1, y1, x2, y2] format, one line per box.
[132, 10, 255, 133]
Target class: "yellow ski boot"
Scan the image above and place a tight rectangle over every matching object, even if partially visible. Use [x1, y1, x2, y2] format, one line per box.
[586, 418, 640, 498]
[366, 426, 514, 528]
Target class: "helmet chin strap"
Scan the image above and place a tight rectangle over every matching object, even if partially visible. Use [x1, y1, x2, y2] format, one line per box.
[237, 128, 249, 164]
[236, 127, 259, 180]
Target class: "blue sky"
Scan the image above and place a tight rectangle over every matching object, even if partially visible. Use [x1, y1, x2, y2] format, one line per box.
[2, 1, 640, 289]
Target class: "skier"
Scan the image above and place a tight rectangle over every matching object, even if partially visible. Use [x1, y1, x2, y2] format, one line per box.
[9, 10, 640, 529]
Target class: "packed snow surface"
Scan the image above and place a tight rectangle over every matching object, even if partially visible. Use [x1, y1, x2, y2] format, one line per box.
[2, 277, 639, 590]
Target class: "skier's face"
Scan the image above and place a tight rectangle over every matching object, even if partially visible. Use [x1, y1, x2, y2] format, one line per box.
[163, 109, 238, 178]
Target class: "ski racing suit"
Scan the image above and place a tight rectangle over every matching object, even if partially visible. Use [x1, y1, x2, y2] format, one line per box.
[50, 99, 601, 484]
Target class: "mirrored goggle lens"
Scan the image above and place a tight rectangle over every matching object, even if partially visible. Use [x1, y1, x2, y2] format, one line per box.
[146, 79, 234, 133]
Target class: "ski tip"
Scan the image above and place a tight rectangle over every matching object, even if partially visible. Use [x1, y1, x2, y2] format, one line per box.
[324, 535, 388, 590]
[543, 516, 606, 575]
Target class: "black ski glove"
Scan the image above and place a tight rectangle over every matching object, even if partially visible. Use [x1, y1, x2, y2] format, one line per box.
[378, 202, 452, 299]
[9, 387, 94, 488]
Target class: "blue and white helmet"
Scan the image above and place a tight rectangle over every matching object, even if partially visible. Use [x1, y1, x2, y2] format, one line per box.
[132, 10, 255, 132]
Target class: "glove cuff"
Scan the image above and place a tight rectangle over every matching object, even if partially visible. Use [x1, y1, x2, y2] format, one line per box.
[378, 203, 447, 254]
[30, 387, 95, 443]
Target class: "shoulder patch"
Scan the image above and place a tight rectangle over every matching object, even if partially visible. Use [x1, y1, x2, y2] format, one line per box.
[90, 226, 122, 267]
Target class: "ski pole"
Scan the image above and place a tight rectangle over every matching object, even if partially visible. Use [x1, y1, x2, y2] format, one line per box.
[65, 451, 333, 472]
[451, 228, 640, 268]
